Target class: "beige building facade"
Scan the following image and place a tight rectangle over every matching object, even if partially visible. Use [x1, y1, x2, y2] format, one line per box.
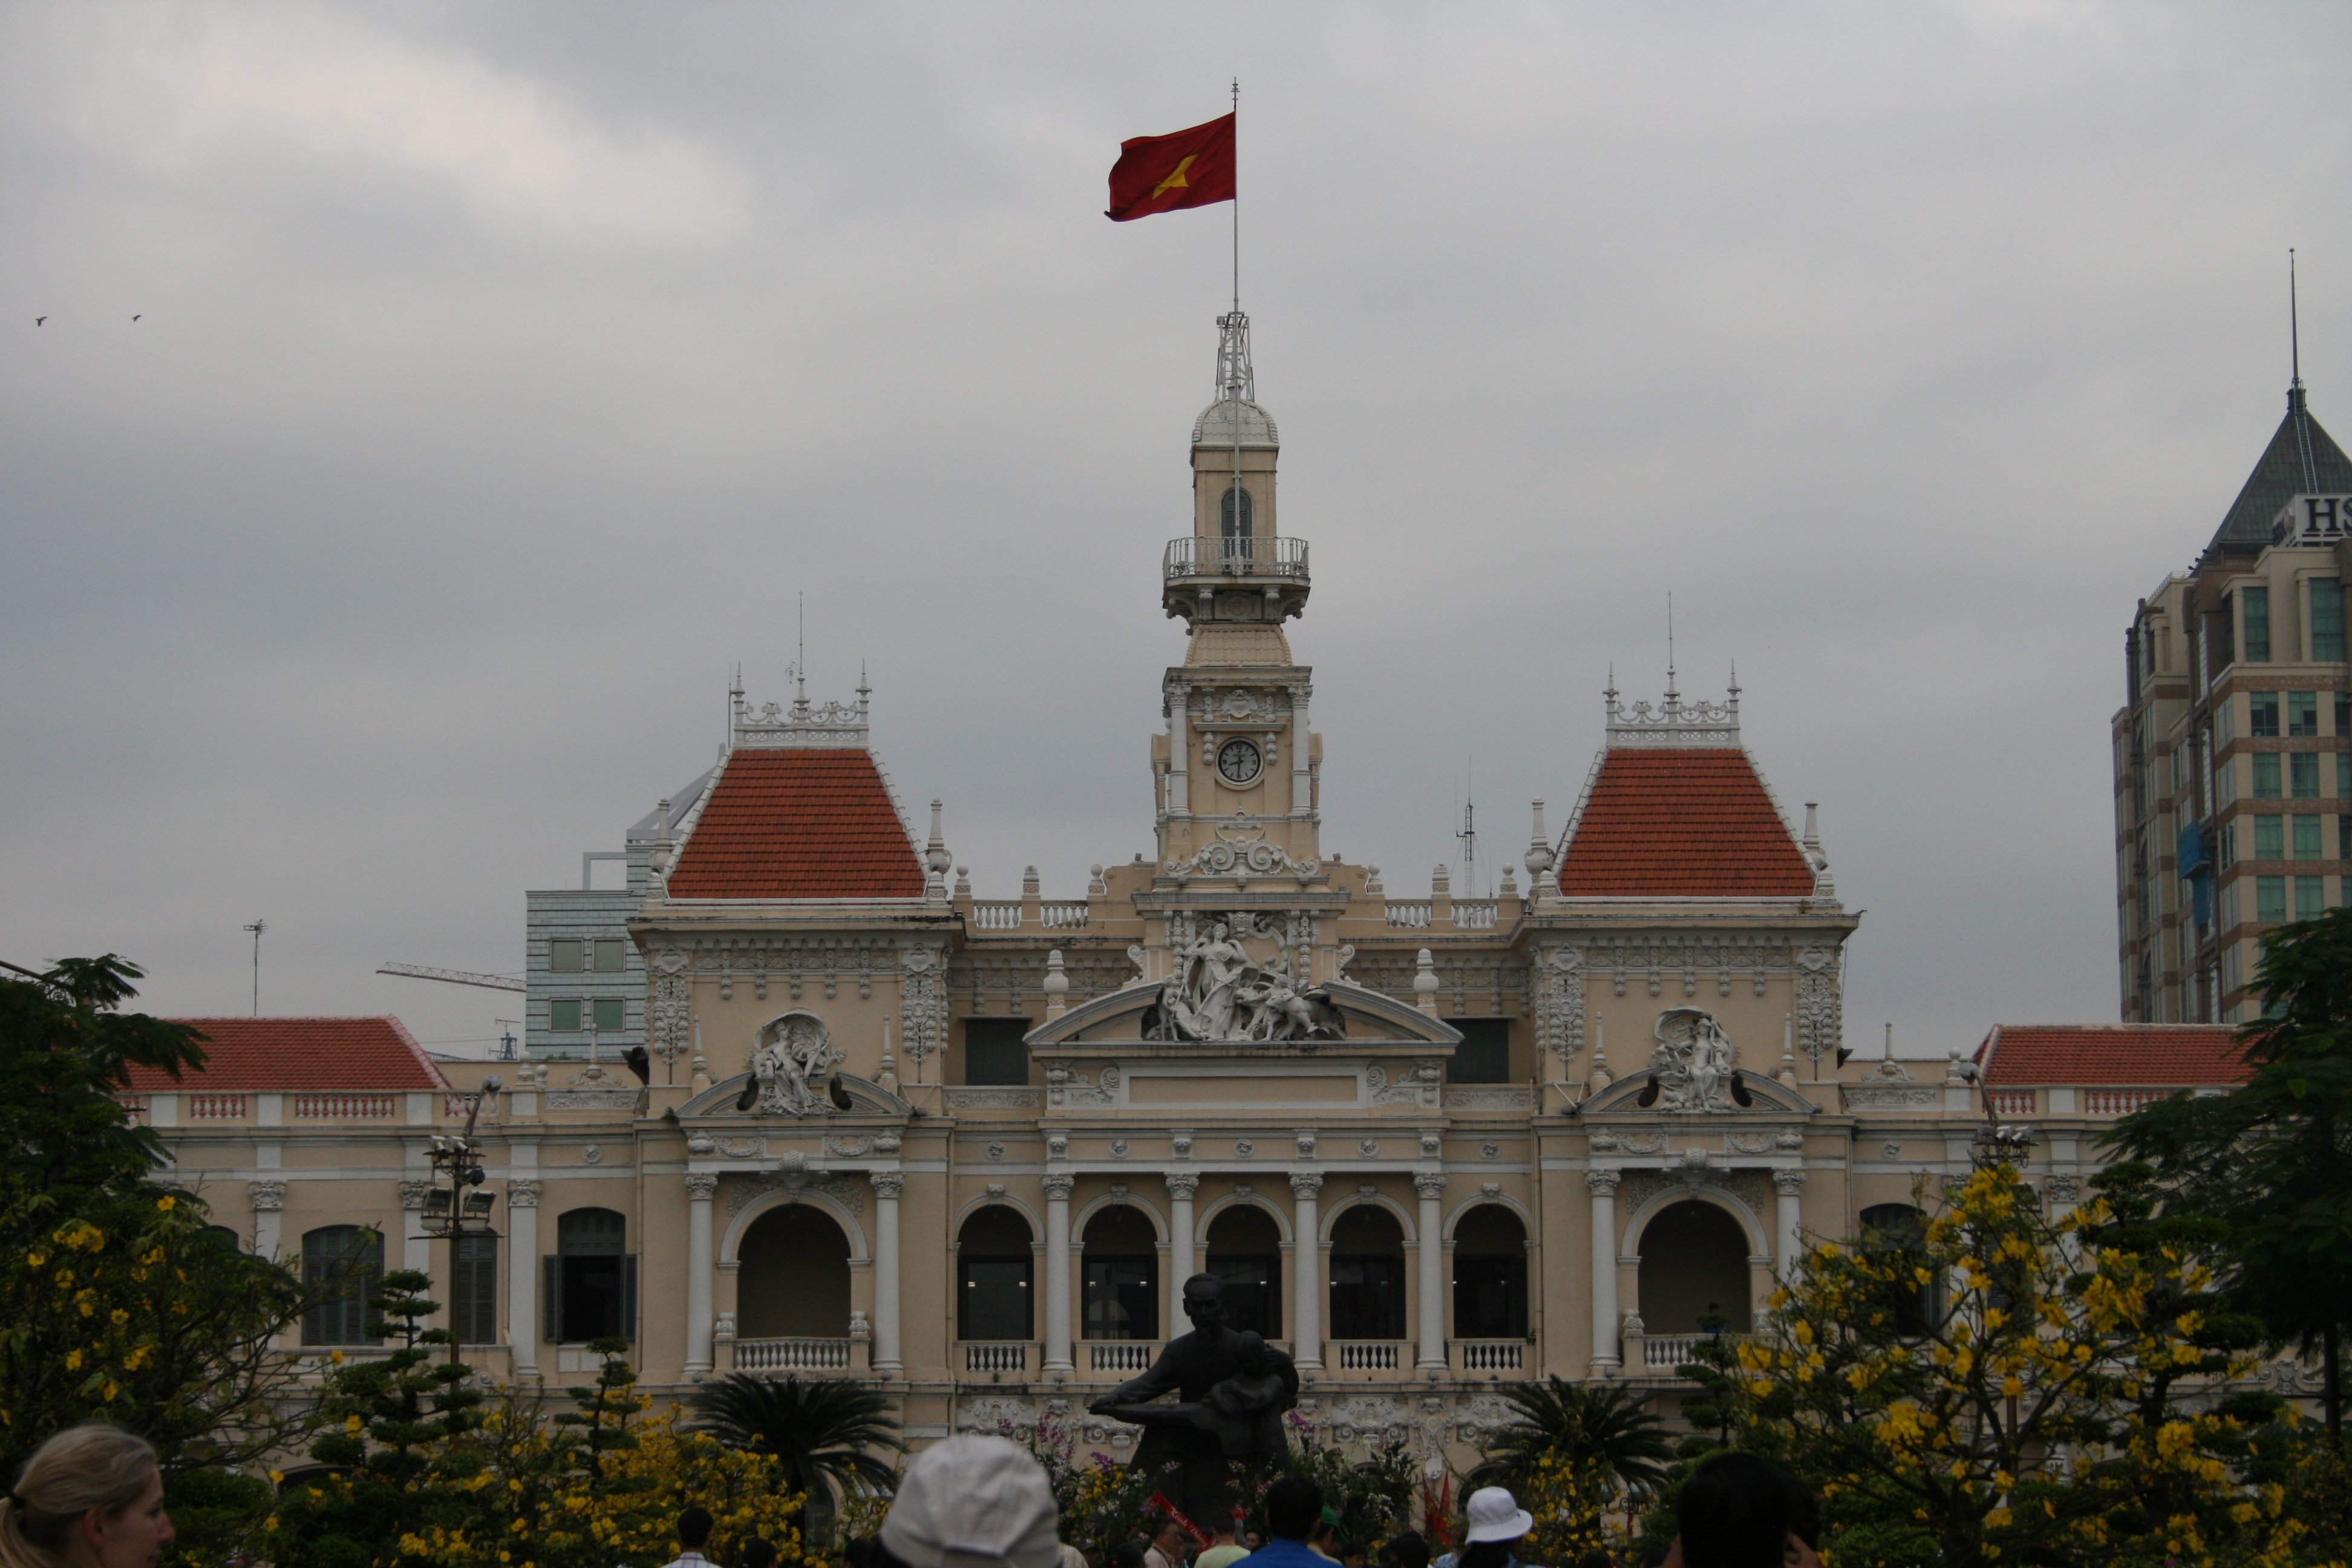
[136, 313, 2270, 1462]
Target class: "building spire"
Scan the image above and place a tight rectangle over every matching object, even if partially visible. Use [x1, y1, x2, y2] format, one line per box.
[2292, 247, 2304, 392]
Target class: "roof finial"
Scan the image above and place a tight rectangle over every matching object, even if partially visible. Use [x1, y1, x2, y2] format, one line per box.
[2292, 247, 2303, 392]
[1664, 593, 1678, 703]
[793, 590, 808, 714]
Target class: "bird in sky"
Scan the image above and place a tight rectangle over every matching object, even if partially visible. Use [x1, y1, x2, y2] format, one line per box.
[34, 316, 45, 325]
[131, 314, 141, 322]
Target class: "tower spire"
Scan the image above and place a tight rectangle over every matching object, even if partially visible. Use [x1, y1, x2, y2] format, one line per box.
[2292, 247, 2304, 391]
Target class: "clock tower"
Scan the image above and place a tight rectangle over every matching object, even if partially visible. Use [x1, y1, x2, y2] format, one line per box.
[1151, 310, 1324, 884]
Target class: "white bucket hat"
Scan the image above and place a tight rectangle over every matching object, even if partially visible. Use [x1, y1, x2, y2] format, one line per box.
[1462, 1486, 1535, 1544]
[881, 1436, 1062, 1568]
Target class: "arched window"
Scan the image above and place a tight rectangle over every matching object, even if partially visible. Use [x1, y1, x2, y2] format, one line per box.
[1860, 1203, 1944, 1334]
[1636, 1200, 1751, 1335]
[200, 1224, 242, 1251]
[1329, 1204, 1407, 1341]
[301, 1225, 384, 1345]
[1452, 1204, 1528, 1339]
[1220, 484, 1253, 545]
[1205, 1204, 1281, 1339]
[1082, 1206, 1159, 1341]
[958, 1207, 1033, 1342]
[547, 1208, 633, 1344]
[740, 1206, 852, 1339]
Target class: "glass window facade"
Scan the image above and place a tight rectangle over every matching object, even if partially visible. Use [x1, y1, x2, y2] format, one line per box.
[2255, 815, 2283, 858]
[2258, 875, 2287, 923]
[2253, 754, 2282, 798]
[2290, 692, 2320, 737]
[2314, 579, 2345, 661]
[2293, 753, 2321, 797]
[549, 999, 582, 1031]
[593, 939, 625, 972]
[302, 1226, 385, 1345]
[2295, 815, 2323, 858]
[2297, 875, 2326, 921]
[549, 940, 584, 973]
[2244, 587, 2272, 661]
[2250, 693, 2281, 737]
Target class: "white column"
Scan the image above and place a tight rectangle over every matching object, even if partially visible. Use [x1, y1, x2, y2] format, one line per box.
[1290, 1172, 1323, 1369]
[1042, 1173, 1074, 1373]
[506, 1178, 541, 1376]
[248, 1180, 285, 1261]
[399, 1180, 433, 1276]
[870, 1172, 904, 1374]
[1414, 1172, 1448, 1371]
[685, 1174, 718, 1377]
[1773, 1170, 1808, 1280]
[1586, 1170, 1621, 1375]
[1165, 1173, 1199, 1325]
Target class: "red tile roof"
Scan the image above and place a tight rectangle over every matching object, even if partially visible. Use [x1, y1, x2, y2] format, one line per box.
[1557, 748, 1815, 897]
[666, 748, 924, 900]
[128, 1016, 448, 1091]
[1974, 1024, 2250, 1086]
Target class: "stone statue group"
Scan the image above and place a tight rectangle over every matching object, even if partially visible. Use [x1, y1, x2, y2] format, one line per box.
[1148, 916, 1345, 1044]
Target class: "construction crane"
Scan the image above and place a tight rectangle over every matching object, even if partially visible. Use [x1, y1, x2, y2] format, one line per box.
[377, 963, 526, 994]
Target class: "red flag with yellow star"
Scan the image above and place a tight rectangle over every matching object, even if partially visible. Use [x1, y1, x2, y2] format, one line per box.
[1105, 113, 1235, 221]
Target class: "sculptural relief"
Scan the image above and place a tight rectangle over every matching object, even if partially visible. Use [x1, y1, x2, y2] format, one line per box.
[740, 1010, 845, 1117]
[1144, 913, 1344, 1043]
[1649, 1008, 1743, 1114]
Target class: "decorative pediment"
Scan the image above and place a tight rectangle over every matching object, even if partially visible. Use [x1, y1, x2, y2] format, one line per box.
[1581, 1067, 1818, 1118]
[681, 1071, 911, 1120]
[1027, 978, 1462, 1051]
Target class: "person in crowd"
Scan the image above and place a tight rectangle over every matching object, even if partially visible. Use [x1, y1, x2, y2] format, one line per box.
[845, 1539, 883, 1568]
[1307, 1510, 1344, 1563]
[741, 1538, 777, 1568]
[1194, 1512, 1248, 1568]
[1338, 1543, 1367, 1568]
[878, 1436, 1063, 1568]
[1663, 1453, 1817, 1568]
[1244, 1532, 1266, 1553]
[1229, 1477, 1324, 1568]
[1432, 1486, 1536, 1568]
[1377, 1532, 1430, 1568]
[1145, 1516, 1191, 1568]
[1057, 1538, 1091, 1568]
[659, 1507, 716, 1568]
[0, 1425, 175, 1568]
[1111, 1543, 1148, 1568]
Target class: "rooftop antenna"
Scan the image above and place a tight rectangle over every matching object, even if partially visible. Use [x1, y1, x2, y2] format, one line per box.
[1665, 593, 1679, 703]
[2290, 249, 2319, 488]
[1457, 759, 1480, 897]
[794, 591, 808, 712]
[242, 918, 266, 1015]
[2292, 247, 2303, 391]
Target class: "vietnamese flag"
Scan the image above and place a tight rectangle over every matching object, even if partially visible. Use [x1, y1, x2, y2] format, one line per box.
[1105, 113, 1235, 221]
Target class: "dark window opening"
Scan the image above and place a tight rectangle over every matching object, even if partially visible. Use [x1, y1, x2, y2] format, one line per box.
[1452, 1204, 1528, 1339]
[302, 1226, 384, 1345]
[1204, 1204, 1281, 1339]
[547, 1207, 633, 1343]
[1082, 1206, 1159, 1341]
[958, 1206, 1033, 1341]
[1327, 1204, 1406, 1341]
[2251, 692, 2281, 737]
[1448, 1019, 1511, 1083]
[1859, 1203, 1943, 1335]
[454, 1233, 498, 1345]
[962, 1018, 1031, 1086]
[1220, 484, 1254, 543]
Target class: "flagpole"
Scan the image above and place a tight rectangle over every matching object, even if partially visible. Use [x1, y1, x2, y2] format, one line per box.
[1229, 77, 1243, 569]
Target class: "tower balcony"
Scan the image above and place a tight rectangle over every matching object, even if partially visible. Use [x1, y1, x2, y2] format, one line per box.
[1162, 535, 1311, 626]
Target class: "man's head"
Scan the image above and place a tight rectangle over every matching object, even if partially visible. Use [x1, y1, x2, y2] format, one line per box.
[1263, 1477, 1323, 1543]
[1212, 1516, 1236, 1545]
[1151, 1518, 1185, 1555]
[678, 1508, 714, 1552]
[1674, 1452, 1797, 1568]
[1180, 1273, 1227, 1333]
[1379, 1534, 1429, 1568]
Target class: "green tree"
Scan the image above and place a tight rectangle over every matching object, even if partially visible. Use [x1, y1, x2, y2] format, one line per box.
[0, 956, 328, 1477]
[1478, 1377, 1674, 1496]
[685, 1374, 903, 1539]
[2108, 906, 2352, 1446]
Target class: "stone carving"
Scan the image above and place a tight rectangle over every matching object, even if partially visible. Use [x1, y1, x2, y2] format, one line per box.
[1589, 1129, 1668, 1155]
[547, 1086, 639, 1110]
[958, 1396, 1040, 1434]
[398, 1179, 431, 1210]
[1452, 1393, 1517, 1445]
[1534, 946, 1586, 1070]
[505, 1178, 540, 1209]
[1289, 1172, 1324, 1198]
[985, 1142, 1006, 1160]
[745, 1011, 845, 1117]
[650, 965, 690, 1062]
[1042, 1174, 1076, 1201]
[900, 947, 944, 1071]
[1445, 1086, 1534, 1110]
[1480, 1142, 1500, 1160]
[1795, 947, 1841, 1067]
[1145, 915, 1344, 1043]
[1650, 1009, 1740, 1113]
[871, 1171, 905, 1200]
[1110, 1139, 1130, 1159]
[1771, 1170, 1808, 1197]
[725, 1169, 862, 1217]
[248, 1179, 286, 1212]
[1049, 1066, 1120, 1109]
[1413, 1172, 1447, 1200]
[1166, 1173, 1201, 1199]
[2045, 1173, 2080, 1203]
[1585, 1169, 1621, 1197]
[1358, 1138, 1379, 1158]
[1163, 840, 1321, 886]
[1367, 1063, 1442, 1107]
[1619, 1168, 1768, 1224]
[1881, 1142, 1903, 1159]
[943, 1088, 1042, 1109]
[1234, 1139, 1255, 1157]
[713, 1135, 766, 1160]
[1844, 1084, 1938, 1109]
[1321, 1395, 1413, 1448]
[714, 1311, 737, 1341]
[685, 1174, 720, 1200]
[1726, 1132, 1776, 1155]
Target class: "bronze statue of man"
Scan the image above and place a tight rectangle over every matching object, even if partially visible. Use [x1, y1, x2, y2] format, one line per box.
[1088, 1273, 1299, 1521]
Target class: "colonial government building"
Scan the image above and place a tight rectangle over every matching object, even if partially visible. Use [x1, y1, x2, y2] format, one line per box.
[129, 312, 2261, 1461]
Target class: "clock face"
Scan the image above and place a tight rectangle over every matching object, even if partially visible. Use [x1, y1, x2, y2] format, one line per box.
[1217, 737, 1263, 785]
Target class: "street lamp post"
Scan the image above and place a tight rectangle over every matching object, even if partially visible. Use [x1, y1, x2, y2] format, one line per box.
[419, 1077, 501, 1367]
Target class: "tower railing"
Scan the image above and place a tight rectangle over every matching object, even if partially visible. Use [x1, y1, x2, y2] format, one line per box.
[1163, 535, 1310, 583]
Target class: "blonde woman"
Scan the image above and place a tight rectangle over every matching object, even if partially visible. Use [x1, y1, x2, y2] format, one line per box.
[0, 1426, 175, 1568]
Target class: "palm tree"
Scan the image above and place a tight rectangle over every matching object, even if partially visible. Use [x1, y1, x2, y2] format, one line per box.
[685, 1375, 905, 1536]
[1477, 1377, 1674, 1496]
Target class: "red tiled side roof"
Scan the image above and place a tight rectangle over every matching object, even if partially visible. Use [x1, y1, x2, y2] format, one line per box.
[666, 748, 924, 900]
[127, 1016, 448, 1091]
[1974, 1024, 2249, 1086]
[1557, 748, 1815, 897]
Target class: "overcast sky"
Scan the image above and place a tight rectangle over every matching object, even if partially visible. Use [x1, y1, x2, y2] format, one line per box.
[6, 1, 2350, 1062]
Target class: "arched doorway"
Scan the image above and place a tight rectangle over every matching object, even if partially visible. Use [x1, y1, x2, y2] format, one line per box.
[1636, 1200, 1751, 1334]
[1328, 1204, 1406, 1341]
[1204, 1203, 1281, 1338]
[1082, 1206, 1159, 1341]
[552, 1207, 633, 1344]
[1452, 1204, 1528, 1339]
[738, 1205, 852, 1339]
[957, 1206, 1034, 1342]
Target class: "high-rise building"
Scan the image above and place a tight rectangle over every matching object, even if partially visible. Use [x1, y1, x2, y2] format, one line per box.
[2114, 367, 2352, 1022]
